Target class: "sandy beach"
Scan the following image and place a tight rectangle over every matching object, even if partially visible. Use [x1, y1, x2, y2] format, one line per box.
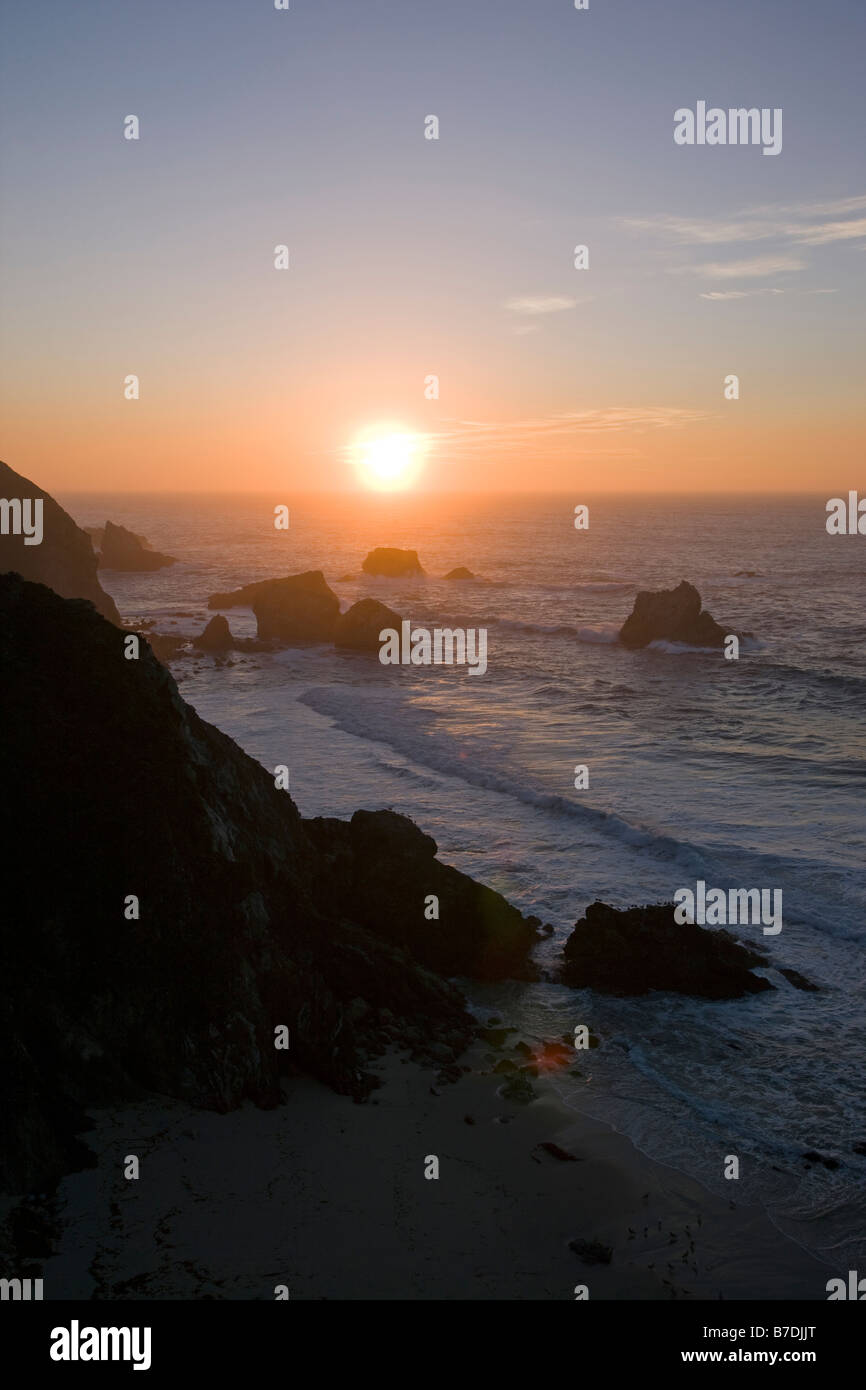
[40, 1043, 829, 1302]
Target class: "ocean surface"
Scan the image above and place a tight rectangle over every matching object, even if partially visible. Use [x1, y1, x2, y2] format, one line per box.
[62, 490, 866, 1269]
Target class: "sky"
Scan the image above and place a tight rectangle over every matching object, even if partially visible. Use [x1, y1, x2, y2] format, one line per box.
[1, 0, 864, 493]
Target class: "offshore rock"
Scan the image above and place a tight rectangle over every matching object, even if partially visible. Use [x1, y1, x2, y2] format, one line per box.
[361, 547, 424, 577]
[619, 580, 729, 649]
[252, 571, 340, 643]
[334, 598, 401, 652]
[561, 900, 773, 999]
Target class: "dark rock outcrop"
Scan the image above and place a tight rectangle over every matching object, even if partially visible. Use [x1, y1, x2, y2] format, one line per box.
[334, 598, 401, 652]
[194, 614, 234, 652]
[0, 459, 120, 623]
[0, 574, 507, 1195]
[98, 520, 175, 571]
[305, 809, 541, 981]
[252, 571, 340, 643]
[208, 577, 290, 610]
[561, 901, 773, 999]
[619, 580, 729, 650]
[361, 547, 424, 577]
[444, 567, 475, 581]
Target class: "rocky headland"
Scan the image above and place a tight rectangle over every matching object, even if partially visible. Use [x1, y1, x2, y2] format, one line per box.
[0, 458, 119, 623]
[0, 571, 539, 1199]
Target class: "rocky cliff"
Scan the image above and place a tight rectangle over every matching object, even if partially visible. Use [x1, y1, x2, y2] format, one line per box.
[0, 459, 120, 623]
[0, 574, 538, 1196]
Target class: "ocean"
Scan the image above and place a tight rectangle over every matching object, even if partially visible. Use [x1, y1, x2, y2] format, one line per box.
[61, 490, 866, 1269]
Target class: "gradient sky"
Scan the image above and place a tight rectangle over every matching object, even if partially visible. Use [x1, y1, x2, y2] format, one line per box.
[1, 0, 864, 492]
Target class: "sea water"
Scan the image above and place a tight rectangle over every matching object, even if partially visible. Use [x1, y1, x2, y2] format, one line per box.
[62, 490, 866, 1267]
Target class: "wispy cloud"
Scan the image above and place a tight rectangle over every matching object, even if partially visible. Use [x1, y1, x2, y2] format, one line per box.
[700, 288, 786, 300]
[700, 287, 838, 300]
[425, 407, 708, 460]
[625, 195, 866, 252]
[504, 295, 581, 315]
[625, 215, 780, 245]
[676, 254, 806, 280]
[789, 217, 866, 245]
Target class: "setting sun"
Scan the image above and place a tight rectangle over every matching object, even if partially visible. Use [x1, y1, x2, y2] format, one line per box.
[353, 430, 426, 491]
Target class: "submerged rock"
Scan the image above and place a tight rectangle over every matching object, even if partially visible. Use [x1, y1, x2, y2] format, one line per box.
[361, 547, 424, 577]
[561, 900, 773, 999]
[779, 967, 819, 992]
[252, 571, 340, 643]
[0, 458, 120, 623]
[443, 567, 475, 580]
[334, 597, 401, 652]
[619, 580, 729, 649]
[97, 520, 175, 571]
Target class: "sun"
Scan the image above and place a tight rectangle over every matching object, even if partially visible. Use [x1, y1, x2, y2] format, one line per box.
[352, 428, 426, 491]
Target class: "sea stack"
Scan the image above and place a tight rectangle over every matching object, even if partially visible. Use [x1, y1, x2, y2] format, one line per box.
[97, 520, 176, 572]
[252, 571, 341, 643]
[619, 580, 729, 649]
[334, 597, 402, 651]
[361, 547, 424, 577]
[194, 614, 234, 651]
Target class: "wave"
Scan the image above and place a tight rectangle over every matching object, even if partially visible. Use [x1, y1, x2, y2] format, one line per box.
[478, 615, 621, 643]
[296, 686, 713, 873]
[571, 581, 634, 593]
[296, 683, 866, 941]
[647, 639, 724, 655]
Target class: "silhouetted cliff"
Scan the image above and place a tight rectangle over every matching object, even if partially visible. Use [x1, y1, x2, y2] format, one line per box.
[0, 574, 541, 1195]
[0, 459, 120, 623]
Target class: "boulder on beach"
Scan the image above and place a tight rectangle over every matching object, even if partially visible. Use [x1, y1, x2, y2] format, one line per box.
[561, 900, 774, 999]
[97, 520, 176, 572]
[194, 614, 234, 652]
[618, 580, 729, 649]
[444, 567, 476, 581]
[0, 458, 120, 623]
[334, 597, 401, 652]
[361, 547, 424, 577]
[252, 570, 340, 643]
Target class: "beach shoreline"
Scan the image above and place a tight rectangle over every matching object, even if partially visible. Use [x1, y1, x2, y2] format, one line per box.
[39, 1045, 830, 1302]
